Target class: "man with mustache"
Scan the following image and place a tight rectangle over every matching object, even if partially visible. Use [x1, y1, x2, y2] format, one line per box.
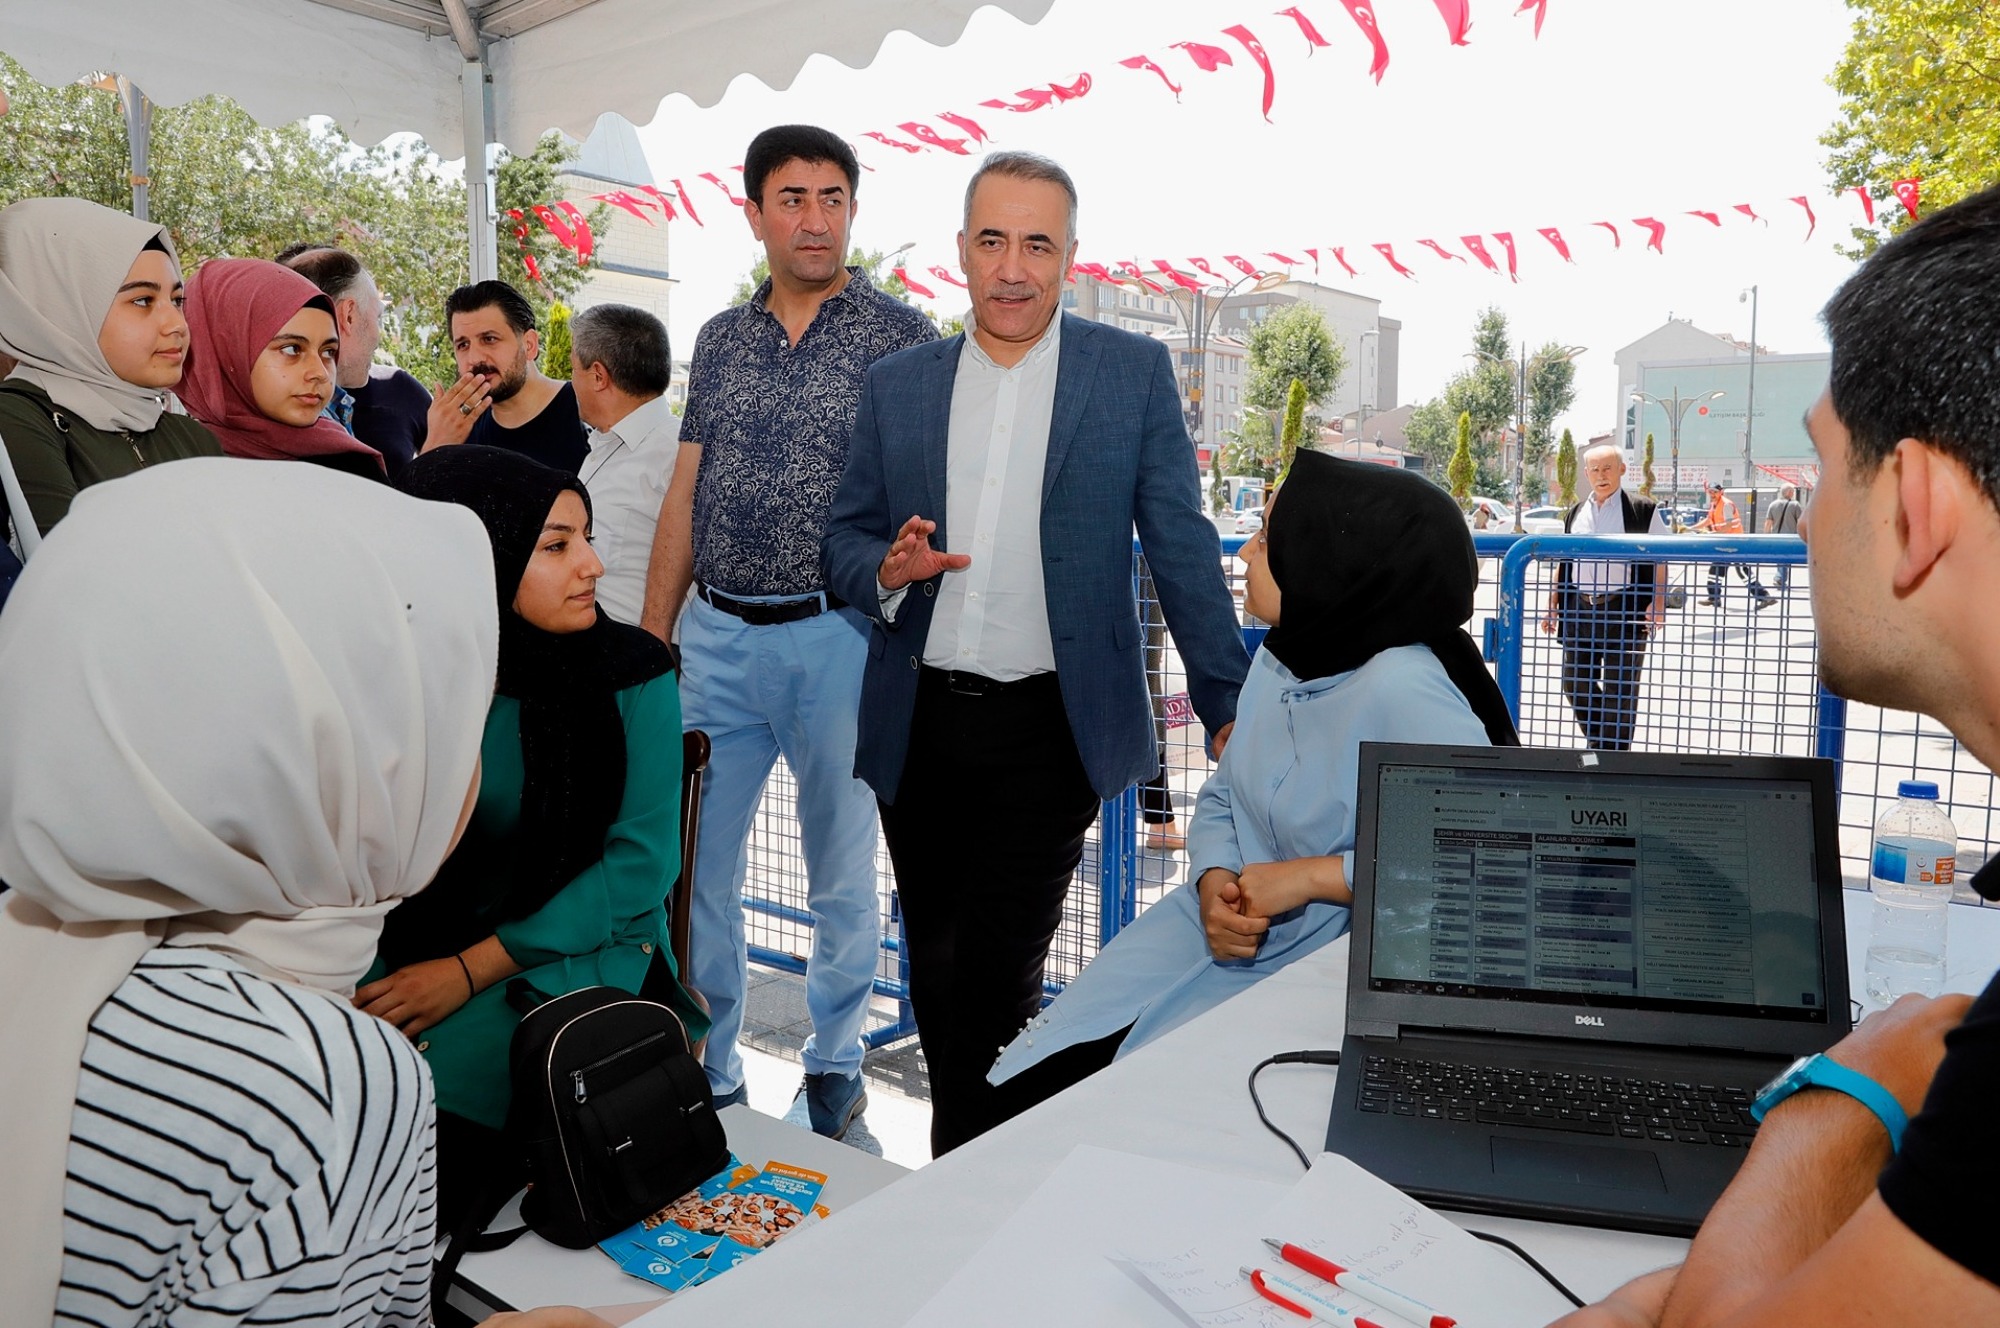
[822, 151, 1249, 1155]
[639, 124, 937, 1142]
[445, 279, 586, 473]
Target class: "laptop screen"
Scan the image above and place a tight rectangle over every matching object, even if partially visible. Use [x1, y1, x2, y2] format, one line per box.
[1366, 758, 1829, 1022]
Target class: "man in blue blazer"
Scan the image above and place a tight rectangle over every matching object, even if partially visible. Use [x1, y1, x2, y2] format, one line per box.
[822, 151, 1249, 1154]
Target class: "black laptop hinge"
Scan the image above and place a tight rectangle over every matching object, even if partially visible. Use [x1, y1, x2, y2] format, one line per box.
[1348, 1019, 1398, 1038]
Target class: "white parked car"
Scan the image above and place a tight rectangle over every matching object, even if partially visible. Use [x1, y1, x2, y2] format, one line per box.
[1520, 504, 1566, 534]
[1233, 506, 1265, 534]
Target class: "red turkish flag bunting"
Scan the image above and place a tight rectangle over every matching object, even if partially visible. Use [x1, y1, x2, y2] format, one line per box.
[555, 202, 594, 264]
[1516, 0, 1549, 37]
[1119, 55, 1183, 98]
[521, 251, 542, 283]
[894, 267, 936, 299]
[1633, 217, 1667, 252]
[1116, 261, 1167, 293]
[1431, 0, 1472, 44]
[1304, 247, 1321, 274]
[1222, 25, 1277, 120]
[1224, 254, 1261, 278]
[1591, 221, 1619, 248]
[1536, 227, 1573, 262]
[1417, 238, 1465, 263]
[1337, 1, 1392, 83]
[1331, 247, 1358, 279]
[899, 123, 969, 154]
[1275, 6, 1332, 50]
[1790, 196, 1817, 241]
[1173, 41, 1235, 72]
[1460, 235, 1499, 273]
[935, 111, 990, 144]
[1188, 257, 1218, 278]
[1851, 186, 1876, 225]
[1070, 262, 1114, 282]
[591, 191, 657, 225]
[1892, 178, 1920, 220]
[1052, 74, 1092, 101]
[1267, 251, 1303, 266]
[1493, 231, 1519, 281]
[1686, 210, 1721, 226]
[1372, 242, 1417, 279]
[698, 172, 747, 207]
[927, 266, 969, 289]
[531, 204, 576, 253]
[862, 131, 923, 154]
[1154, 260, 1206, 292]
[1733, 203, 1762, 224]
[670, 179, 703, 226]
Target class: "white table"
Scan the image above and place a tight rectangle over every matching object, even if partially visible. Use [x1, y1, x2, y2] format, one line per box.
[447, 1104, 909, 1319]
[487, 892, 2000, 1323]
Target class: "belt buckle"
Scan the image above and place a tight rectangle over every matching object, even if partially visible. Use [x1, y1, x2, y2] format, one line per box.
[945, 670, 990, 697]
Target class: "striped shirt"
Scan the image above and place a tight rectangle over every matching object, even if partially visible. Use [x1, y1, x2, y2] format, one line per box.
[56, 949, 437, 1327]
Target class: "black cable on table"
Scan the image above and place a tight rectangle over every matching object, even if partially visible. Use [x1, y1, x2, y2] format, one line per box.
[1249, 1047, 1588, 1309]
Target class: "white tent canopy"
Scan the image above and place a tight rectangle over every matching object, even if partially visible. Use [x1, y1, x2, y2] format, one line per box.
[5, 0, 1052, 275]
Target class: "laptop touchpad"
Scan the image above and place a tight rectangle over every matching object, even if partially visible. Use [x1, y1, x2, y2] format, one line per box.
[1490, 1136, 1667, 1192]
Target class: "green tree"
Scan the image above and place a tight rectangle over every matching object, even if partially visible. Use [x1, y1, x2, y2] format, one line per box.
[1446, 410, 1476, 505]
[1822, 0, 1996, 257]
[1220, 410, 1277, 484]
[542, 302, 574, 378]
[1525, 343, 1579, 467]
[1245, 304, 1343, 434]
[730, 248, 912, 306]
[1555, 428, 1578, 508]
[1276, 378, 1308, 483]
[0, 58, 605, 390]
[1642, 431, 1657, 497]
[1403, 307, 1515, 476]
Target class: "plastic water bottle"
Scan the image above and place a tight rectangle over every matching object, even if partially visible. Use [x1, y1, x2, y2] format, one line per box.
[1865, 781, 1958, 1004]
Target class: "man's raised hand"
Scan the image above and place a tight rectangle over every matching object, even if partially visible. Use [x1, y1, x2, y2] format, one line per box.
[878, 514, 971, 591]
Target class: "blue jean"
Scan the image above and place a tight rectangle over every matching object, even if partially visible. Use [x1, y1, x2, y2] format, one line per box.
[679, 593, 881, 1094]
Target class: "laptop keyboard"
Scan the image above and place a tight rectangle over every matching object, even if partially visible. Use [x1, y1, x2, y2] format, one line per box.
[1359, 1053, 1761, 1147]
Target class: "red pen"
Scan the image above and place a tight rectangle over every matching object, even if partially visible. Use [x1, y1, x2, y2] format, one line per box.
[1262, 1238, 1459, 1328]
[1238, 1265, 1387, 1327]
[1242, 1266, 1313, 1318]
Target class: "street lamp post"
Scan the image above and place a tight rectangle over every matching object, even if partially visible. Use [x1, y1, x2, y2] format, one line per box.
[1469, 342, 1586, 531]
[1631, 386, 1726, 519]
[1740, 284, 1759, 529]
[1351, 328, 1379, 456]
[1117, 269, 1285, 464]
[871, 240, 916, 285]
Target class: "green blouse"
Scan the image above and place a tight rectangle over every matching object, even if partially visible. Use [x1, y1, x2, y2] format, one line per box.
[0, 379, 222, 536]
[414, 672, 708, 1128]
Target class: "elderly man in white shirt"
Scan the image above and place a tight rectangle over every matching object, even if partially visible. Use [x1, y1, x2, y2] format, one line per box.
[571, 304, 679, 627]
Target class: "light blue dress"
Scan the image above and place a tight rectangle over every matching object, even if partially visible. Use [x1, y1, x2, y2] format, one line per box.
[989, 643, 1491, 1084]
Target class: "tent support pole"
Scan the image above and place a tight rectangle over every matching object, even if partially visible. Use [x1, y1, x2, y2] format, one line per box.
[462, 58, 499, 283]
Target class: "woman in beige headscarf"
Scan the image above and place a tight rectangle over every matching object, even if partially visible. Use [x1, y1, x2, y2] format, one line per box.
[0, 196, 221, 543]
[0, 458, 494, 1326]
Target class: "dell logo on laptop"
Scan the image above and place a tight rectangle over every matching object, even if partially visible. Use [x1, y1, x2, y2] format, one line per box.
[1575, 1014, 1605, 1027]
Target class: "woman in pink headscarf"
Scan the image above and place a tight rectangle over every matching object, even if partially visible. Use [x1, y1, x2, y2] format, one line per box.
[180, 257, 387, 479]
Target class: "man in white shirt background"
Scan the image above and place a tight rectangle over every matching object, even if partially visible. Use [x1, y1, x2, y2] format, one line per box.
[571, 303, 677, 627]
[1541, 443, 1668, 750]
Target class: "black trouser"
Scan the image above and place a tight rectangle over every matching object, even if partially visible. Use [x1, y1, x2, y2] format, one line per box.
[1138, 561, 1175, 825]
[1559, 588, 1650, 751]
[1705, 562, 1771, 602]
[877, 667, 1101, 1157]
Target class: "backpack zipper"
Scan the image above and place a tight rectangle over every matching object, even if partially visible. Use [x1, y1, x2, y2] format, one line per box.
[572, 1029, 672, 1103]
[538, 999, 690, 1219]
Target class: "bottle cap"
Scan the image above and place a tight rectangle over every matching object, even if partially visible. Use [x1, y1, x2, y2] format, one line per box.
[1898, 780, 1940, 800]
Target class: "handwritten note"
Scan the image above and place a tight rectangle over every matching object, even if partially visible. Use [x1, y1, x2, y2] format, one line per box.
[1124, 1153, 1576, 1328]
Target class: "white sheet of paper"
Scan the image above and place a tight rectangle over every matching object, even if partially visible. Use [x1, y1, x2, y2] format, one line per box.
[1126, 1152, 1577, 1328]
[902, 1144, 1288, 1327]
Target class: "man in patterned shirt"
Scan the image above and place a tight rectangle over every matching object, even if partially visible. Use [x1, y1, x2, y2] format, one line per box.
[639, 124, 937, 1140]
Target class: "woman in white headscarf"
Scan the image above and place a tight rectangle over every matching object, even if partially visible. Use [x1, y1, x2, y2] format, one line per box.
[0, 458, 495, 1326]
[0, 196, 222, 542]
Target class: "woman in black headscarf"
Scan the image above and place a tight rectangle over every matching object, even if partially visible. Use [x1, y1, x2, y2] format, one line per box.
[989, 450, 1517, 1105]
[359, 445, 707, 1219]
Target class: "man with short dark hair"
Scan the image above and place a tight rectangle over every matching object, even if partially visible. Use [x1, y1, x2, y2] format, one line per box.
[822, 151, 1247, 1154]
[1553, 183, 2000, 1328]
[276, 243, 431, 478]
[640, 124, 938, 1140]
[571, 303, 676, 626]
[447, 280, 586, 473]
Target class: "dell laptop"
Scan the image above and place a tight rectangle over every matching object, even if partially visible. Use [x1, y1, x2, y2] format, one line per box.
[1325, 743, 1850, 1237]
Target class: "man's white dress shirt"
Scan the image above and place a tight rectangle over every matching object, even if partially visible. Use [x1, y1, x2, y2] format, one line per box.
[1571, 487, 1669, 595]
[579, 394, 679, 626]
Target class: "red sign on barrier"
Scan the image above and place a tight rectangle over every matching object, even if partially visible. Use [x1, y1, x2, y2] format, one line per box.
[1163, 693, 1195, 728]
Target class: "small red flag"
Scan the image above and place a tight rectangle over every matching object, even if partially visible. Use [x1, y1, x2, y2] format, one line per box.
[1154, 260, 1206, 292]
[1417, 238, 1465, 264]
[1686, 210, 1722, 227]
[899, 123, 970, 154]
[1493, 231, 1519, 281]
[861, 131, 923, 155]
[1536, 227, 1573, 262]
[1275, 6, 1332, 50]
[1790, 196, 1817, 241]
[1733, 203, 1762, 224]
[698, 172, 747, 207]
[1591, 220, 1619, 248]
[1188, 257, 1218, 278]
[1266, 251, 1302, 267]
[1119, 55, 1183, 98]
[1430, 0, 1472, 44]
[531, 204, 576, 252]
[1331, 247, 1357, 279]
[1224, 254, 1261, 278]
[1633, 217, 1667, 252]
[1461, 235, 1499, 273]
[1851, 186, 1876, 225]
[591, 191, 657, 225]
[936, 111, 990, 144]
[554, 201, 594, 264]
[1337, 0, 1392, 82]
[1072, 262, 1116, 282]
[1516, 0, 1548, 37]
[1892, 178, 1920, 220]
[894, 267, 936, 299]
[670, 179, 703, 226]
[1223, 25, 1277, 121]
[927, 265, 969, 289]
[1050, 74, 1092, 101]
[1116, 261, 1167, 293]
[1372, 242, 1417, 279]
[1173, 41, 1235, 72]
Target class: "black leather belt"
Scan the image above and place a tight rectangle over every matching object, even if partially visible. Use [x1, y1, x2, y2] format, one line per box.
[921, 665, 1055, 698]
[1579, 590, 1622, 607]
[696, 583, 844, 626]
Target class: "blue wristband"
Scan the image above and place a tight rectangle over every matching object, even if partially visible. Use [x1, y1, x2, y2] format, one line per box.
[1752, 1053, 1908, 1152]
